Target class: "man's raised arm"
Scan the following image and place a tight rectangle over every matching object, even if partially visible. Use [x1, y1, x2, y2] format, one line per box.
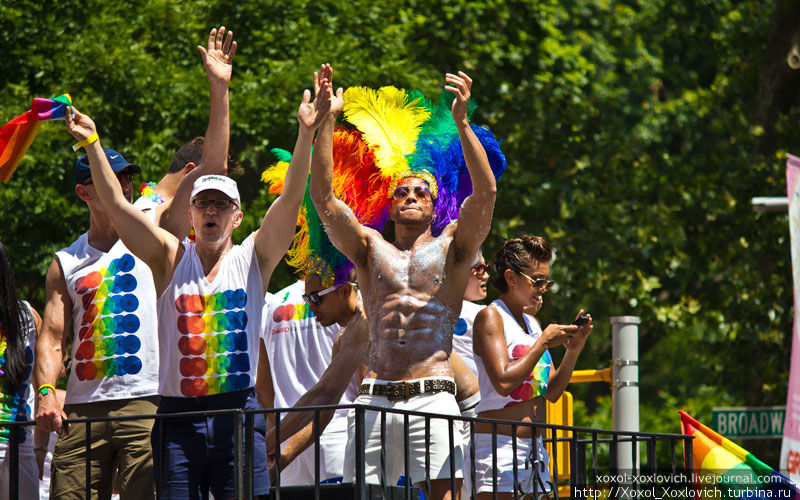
[448, 72, 497, 260]
[308, 64, 372, 268]
[65, 110, 181, 293]
[159, 26, 237, 238]
[253, 66, 332, 287]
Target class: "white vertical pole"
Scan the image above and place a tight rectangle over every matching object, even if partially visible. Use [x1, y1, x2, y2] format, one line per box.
[611, 315, 640, 478]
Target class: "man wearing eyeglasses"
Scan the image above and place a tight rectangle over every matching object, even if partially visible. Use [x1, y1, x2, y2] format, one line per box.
[307, 65, 497, 500]
[34, 26, 239, 500]
[59, 60, 331, 499]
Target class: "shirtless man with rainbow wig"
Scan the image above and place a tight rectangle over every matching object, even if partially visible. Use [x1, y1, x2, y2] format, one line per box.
[305, 64, 497, 500]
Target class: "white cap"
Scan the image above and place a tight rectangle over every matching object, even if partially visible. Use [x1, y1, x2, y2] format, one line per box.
[190, 175, 241, 206]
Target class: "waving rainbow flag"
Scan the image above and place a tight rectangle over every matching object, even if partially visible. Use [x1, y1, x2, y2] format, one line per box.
[679, 410, 800, 499]
[0, 94, 72, 182]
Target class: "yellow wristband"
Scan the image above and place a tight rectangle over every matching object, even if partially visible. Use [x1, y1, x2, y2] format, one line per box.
[37, 384, 56, 396]
[72, 132, 99, 152]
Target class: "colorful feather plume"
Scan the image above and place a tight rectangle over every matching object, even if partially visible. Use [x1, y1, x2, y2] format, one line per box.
[342, 86, 430, 178]
[262, 85, 507, 284]
[260, 148, 292, 195]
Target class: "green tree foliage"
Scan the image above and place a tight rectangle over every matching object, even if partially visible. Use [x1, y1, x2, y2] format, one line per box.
[2, 0, 799, 461]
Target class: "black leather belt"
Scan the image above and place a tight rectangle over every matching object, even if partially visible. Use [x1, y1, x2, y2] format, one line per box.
[358, 379, 456, 401]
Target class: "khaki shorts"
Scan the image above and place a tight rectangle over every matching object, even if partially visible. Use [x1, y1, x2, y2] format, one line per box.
[343, 378, 464, 485]
[50, 396, 158, 500]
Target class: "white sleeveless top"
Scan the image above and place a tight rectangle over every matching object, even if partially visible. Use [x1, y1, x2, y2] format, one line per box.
[157, 235, 263, 398]
[452, 300, 483, 376]
[0, 301, 36, 446]
[475, 299, 551, 413]
[56, 235, 160, 404]
[261, 281, 357, 428]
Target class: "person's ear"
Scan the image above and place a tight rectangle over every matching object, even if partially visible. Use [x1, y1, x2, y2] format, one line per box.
[183, 162, 197, 177]
[75, 184, 92, 203]
[232, 209, 244, 228]
[504, 268, 516, 288]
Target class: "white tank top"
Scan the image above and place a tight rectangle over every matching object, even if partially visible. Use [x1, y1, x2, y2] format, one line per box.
[452, 300, 484, 376]
[56, 235, 160, 404]
[0, 301, 36, 445]
[157, 235, 264, 398]
[475, 299, 551, 413]
[261, 281, 357, 429]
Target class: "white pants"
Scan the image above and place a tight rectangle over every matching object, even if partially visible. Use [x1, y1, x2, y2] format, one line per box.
[0, 441, 39, 500]
[470, 433, 552, 495]
[343, 379, 464, 485]
[279, 412, 348, 485]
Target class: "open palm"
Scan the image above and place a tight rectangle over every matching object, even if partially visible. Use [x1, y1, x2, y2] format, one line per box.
[198, 26, 237, 84]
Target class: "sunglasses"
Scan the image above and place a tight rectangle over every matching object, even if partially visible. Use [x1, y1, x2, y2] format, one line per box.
[517, 271, 555, 291]
[471, 263, 489, 275]
[391, 185, 432, 202]
[191, 198, 237, 210]
[302, 282, 356, 306]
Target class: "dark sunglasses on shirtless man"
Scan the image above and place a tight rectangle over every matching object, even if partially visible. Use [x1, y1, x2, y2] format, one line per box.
[391, 185, 432, 202]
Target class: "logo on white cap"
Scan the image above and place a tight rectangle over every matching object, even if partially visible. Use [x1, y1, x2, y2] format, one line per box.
[190, 175, 241, 206]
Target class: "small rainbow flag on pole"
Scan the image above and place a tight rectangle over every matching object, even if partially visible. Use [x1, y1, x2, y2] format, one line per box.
[0, 94, 72, 182]
[679, 410, 800, 500]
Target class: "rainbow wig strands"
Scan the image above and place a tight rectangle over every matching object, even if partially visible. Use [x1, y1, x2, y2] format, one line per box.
[262, 86, 507, 286]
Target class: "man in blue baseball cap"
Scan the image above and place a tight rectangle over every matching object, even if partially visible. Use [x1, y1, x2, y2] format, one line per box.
[34, 143, 162, 500]
[73, 147, 141, 187]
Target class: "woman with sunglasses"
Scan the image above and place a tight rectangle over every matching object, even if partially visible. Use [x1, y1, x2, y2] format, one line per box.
[470, 235, 592, 499]
[0, 240, 44, 500]
[450, 250, 489, 497]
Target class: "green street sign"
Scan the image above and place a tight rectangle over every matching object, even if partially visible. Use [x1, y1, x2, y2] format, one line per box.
[711, 406, 785, 439]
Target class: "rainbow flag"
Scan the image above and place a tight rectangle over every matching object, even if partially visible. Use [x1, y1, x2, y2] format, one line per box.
[679, 410, 800, 500]
[0, 94, 72, 182]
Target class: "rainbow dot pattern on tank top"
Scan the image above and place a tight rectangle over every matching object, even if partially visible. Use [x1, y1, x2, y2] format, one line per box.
[505, 345, 551, 407]
[175, 289, 250, 397]
[73, 254, 144, 381]
[0, 336, 33, 442]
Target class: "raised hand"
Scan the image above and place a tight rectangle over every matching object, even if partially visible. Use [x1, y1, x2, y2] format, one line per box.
[297, 68, 323, 130]
[444, 71, 473, 126]
[65, 107, 97, 142]
[197, 26, 237, 85]
[298, 64, 344, 130]
[316, 63, 343, 117]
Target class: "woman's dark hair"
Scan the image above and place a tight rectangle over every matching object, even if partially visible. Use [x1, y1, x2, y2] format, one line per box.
[491, 235, 552, 293]
[0, 240, 29, 388]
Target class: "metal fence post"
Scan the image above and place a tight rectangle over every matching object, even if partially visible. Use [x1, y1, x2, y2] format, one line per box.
[9, 424, 19, 499]
[611, 315, 640, 481]
[233, 409, 244, 500]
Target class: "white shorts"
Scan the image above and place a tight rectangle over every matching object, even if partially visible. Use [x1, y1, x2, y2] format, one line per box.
[470, 433, 552, 495]
[279, 413, 348, 485]
[343, 378, 464, 485]
[0, 441, 39, 500]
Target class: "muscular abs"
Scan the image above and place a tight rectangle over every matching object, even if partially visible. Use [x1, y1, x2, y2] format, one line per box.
[361, 235, 464, 381]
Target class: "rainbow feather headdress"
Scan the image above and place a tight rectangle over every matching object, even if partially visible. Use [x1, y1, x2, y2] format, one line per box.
[262, 86, 507, 287]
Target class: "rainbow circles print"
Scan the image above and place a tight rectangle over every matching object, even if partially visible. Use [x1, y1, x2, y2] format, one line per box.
[175, 289, 251, 397]
[72, 253, 142, 381]
[74, 355, 143, 381]
[0, 343, 33, 442]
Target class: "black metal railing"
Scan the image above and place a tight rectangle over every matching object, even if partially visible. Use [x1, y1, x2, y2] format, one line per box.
[2, 403, 692, 499]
